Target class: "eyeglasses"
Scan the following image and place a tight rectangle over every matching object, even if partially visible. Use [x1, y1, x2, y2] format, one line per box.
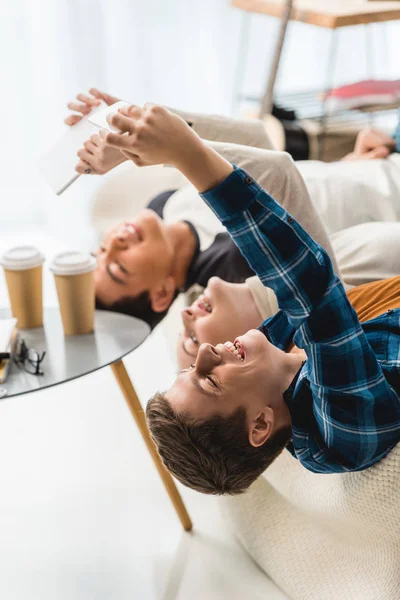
[13, 338, 46, 376]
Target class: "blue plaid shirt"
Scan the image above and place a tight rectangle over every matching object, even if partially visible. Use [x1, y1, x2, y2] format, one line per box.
[201, 166, 400, 474]
[393, 121, 400, 153]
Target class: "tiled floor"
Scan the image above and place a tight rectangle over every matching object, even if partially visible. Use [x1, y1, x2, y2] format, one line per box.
[0, 229, 288, 600]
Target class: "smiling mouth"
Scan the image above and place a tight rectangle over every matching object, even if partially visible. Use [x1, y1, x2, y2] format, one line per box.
[224, 339, 245, 361]
[125, 222, 143, 241]
[197, 292, 212, 313]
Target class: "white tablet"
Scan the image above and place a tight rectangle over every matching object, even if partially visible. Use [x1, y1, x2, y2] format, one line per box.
[37, 114, 99, 195]
[88, 100, 131, 133]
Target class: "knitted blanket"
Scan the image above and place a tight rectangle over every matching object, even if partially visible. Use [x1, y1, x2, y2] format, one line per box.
[221, 443, 400, 600]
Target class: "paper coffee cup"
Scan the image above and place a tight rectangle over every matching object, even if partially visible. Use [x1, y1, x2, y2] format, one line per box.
[50, 251, 96, 335]
[1, 246, 45, 329]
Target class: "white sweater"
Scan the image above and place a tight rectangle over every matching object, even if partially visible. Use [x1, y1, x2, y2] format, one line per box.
[221, 442, 400, 600]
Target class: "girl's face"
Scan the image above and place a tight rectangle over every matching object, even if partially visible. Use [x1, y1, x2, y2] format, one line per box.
[177, 277, 263, 369]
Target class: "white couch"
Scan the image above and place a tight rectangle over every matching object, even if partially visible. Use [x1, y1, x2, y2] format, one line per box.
[91, 161, 400, 600]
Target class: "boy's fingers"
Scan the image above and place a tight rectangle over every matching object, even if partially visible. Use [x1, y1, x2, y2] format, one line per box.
[64, 115, 82, 126]
[107, 112, 135, 133]
[77, 149, 93, 162]
[366, 146, 390, 160]
[90, 133, 101, 145]
[67, 101, 91, 114]
[77, 93, 101, 106]
[89, 88, 119, 106]
[105, 132, 133, 149]
[84, 140, 97, 153]
[89, 88, 109, 101]
[120, 104, 142, 118]
[75, 160, 92, 174]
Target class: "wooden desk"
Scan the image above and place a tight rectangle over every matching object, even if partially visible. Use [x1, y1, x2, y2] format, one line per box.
[232, 0, 400, 29]
[232, 0, 400, 126]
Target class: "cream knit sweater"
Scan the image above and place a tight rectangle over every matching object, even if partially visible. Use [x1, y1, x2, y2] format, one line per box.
[221, 430, 400, 599]
[230, 279, 400, 599]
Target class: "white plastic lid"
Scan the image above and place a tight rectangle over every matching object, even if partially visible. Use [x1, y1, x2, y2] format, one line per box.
[0, 246, 45, 270]
[50, 251, 96, 275]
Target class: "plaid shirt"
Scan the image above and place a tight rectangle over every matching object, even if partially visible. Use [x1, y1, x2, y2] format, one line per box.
[201, 166, 400, 474]
[393, 121, 400, 153]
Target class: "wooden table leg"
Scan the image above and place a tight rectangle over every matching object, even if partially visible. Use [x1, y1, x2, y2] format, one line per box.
[110, 360, 193, 532]
[259, 0, 293, 118]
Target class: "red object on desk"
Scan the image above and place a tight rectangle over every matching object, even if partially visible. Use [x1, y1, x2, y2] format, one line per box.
[324, 79, 400, 111]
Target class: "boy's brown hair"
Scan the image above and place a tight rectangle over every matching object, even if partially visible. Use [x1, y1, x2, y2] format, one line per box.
[146, 391, 292, 495]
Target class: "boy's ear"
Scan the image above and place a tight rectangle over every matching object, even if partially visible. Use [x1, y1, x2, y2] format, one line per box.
[149, 276, 176, 313]
[248, 408, 274, 448]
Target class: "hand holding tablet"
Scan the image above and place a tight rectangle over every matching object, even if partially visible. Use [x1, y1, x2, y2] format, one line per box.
[37, 115, 99, 195]
[37, 101, 130, 194]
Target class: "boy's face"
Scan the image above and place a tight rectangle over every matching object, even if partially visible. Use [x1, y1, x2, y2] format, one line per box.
[177, 277, 260, 370]
[94, 209, 174, 306]
[168, 329, 276, 426]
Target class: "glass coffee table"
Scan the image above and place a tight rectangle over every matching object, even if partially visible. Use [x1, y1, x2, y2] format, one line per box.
[0, 307, 192, 531]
